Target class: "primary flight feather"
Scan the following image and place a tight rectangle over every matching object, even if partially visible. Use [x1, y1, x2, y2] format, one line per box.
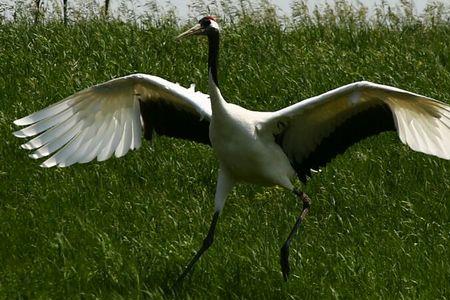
[14, 74, 211, 167]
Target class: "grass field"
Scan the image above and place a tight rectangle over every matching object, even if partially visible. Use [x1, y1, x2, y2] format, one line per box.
[1, 3, 450, 298]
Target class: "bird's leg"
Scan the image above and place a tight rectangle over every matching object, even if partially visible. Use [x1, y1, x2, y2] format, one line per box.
[174, 211, 220, 287]
[173, 168, 234, 288]
[280, 189, 311, 281]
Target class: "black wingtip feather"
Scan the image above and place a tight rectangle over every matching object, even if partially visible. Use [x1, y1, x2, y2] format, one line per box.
[278, 104, 396, 183]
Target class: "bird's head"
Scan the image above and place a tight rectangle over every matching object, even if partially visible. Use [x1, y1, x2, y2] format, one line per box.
[176, 16, 220, 39]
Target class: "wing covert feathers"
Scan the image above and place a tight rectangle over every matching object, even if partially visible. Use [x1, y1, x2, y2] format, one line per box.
[13, 74, 211, 167]
[271, 81, 450, 181]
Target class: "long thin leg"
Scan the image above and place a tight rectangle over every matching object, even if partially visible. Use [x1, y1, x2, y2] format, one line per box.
[174, 211, 220, 287]
[280, 189, 311, 281]
[173, 168, 234, 288]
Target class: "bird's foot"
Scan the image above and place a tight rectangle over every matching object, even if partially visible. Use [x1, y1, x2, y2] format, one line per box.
[279, 189, 311, 281]
[280, 242, 291, 281]
[172, 212, 220, 290]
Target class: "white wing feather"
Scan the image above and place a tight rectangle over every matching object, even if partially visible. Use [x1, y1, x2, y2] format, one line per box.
[270, 81, 450, 162]
[14, 73, 211, 167]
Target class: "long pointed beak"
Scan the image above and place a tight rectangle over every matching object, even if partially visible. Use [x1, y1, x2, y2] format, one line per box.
[176, 23, 203, 39]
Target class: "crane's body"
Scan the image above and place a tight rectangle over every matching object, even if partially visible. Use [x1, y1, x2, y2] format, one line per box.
[13, 16, 450, 283]
[209, 81, 295, 189]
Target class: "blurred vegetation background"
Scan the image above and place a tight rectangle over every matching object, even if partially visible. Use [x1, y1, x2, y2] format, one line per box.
[0, 0, 449, 298]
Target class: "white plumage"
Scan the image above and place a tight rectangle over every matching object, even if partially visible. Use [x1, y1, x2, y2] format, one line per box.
[14, 74, 211, 168]
[270, 81, 450, 165]
[14, 78, 450, 168]
[13, 16, 450, 282]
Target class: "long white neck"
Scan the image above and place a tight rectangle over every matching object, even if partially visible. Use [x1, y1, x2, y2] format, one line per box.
[208, 70, 228, 116]
[206, 28, 228, 117]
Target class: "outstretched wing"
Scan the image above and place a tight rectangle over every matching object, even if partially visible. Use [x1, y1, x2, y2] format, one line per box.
[268, 81, 450, 182]
[13, 73, 212, 168]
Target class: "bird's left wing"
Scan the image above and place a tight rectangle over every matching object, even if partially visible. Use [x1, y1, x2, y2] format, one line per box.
[13, 73, 212, 168]
[266, 81, 450, 181]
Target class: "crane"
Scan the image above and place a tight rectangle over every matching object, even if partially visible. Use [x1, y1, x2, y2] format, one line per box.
[13, 16, 450, 283]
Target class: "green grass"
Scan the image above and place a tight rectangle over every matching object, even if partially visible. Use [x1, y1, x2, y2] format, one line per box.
[1, 8, 450, 299]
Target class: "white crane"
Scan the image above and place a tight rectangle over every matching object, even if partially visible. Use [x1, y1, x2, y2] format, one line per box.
[13, 16, 450, 283]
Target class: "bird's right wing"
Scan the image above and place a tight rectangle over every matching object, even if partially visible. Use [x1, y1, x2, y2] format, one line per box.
[266, 81, 450, 181]
[13, 73, 212, 168]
